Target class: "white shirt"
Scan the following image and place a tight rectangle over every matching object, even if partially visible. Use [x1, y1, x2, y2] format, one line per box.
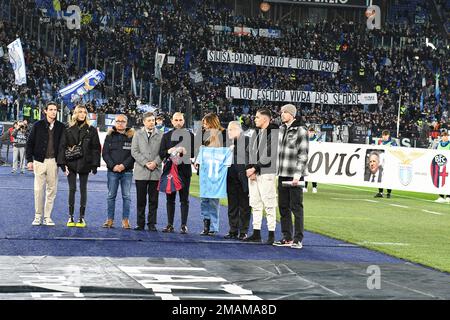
[370, 171, 380, 183]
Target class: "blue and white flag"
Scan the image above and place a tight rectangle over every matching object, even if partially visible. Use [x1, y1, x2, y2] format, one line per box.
[435, 72, 441, 102]
[58, 69, 105, 107]
[136, 104, 157, 113]
[7, 38, 27, 85]
[420, 91, 424, 112]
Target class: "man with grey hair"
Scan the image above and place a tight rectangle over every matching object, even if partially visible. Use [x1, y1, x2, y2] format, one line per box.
[131, 112, 163, 231]
[274, 104, 308, 249]
[102, 114, 135, 229]
[224, 121, 251, 240]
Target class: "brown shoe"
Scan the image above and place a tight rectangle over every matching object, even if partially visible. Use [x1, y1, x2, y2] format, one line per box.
[102, 219, 114, 228]
[122, 219, 131, 229]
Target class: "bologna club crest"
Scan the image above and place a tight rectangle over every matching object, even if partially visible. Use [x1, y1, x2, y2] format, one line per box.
[431, 154, 448, 188]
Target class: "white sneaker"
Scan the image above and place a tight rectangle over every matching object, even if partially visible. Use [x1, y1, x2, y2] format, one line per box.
[32, 216, 42, 226]
[291, 242, 303, 249]
[303, 188, 308, 193]
[42, 218, 55, 226]
[435, 197, 446, 203]
[312, 187, 318, 193]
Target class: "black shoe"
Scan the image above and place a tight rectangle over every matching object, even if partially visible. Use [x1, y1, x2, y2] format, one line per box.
[386, 193, 391, 199]
[266, 231, 275, 245]
[238, 233, 248, 241]
[162, 224, 174, 233]
[148, 224, 157, 232]
[244, 232, 262, 243]
[208, 231, 216, 236]
[180, 225, 188, 234]
[134, 226, 144, 231]
[224, 232, 238, 240]
[200, 219, 210, 236]
[374, 193, 383, 198]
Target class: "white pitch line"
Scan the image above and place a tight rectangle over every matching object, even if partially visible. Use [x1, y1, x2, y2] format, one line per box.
[334, 185, 439, 204]
[331, 198, 379, 203]
[359, 242, 409, 246]
[389, 204, 409, 209]
[422, 209, 444, 216]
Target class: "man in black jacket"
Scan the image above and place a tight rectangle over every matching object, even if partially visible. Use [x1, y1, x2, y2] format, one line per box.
[244, 108, 279, 245]
[158, 112, 194, 234]
[102, 114, 135, 229]
[224, 121, 251, 240]
[26, 101, 65, 226]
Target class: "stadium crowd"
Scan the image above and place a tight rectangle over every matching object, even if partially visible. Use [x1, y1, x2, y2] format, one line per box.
[0, 0, 448, 142]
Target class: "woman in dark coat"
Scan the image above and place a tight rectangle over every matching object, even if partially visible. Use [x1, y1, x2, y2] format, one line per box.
[58, 104, 101, 227]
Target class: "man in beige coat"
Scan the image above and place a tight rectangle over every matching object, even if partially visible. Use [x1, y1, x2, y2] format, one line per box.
[131, 112, 163, 231]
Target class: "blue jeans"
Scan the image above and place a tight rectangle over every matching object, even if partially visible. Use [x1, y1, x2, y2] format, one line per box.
[200, 198, 220, 232]
[107, 171, 133, 220]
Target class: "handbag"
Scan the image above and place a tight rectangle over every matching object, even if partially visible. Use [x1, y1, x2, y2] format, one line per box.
[65, 142, 83, 161]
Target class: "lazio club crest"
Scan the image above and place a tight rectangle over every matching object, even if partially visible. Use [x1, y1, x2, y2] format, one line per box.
[430, 154, 448, 188]
[389, 150, 425, 186]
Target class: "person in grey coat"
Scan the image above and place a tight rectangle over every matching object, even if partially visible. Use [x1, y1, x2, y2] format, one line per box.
[131, 112, 163, 231]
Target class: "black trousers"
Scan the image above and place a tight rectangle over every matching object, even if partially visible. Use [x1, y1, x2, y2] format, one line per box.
[278, 176, 304, 242]
[226, 173, 250, 235]
[305, 182, 317, 188]
[135, 180, 159, 228]
[379, 188, 392, 194]
[166, 176, 191, 226]
[67, 171, 89, 210]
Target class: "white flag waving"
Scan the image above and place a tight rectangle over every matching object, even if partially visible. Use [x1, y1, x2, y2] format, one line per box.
[7, 38, 27, 85]
[154, 52, 166, 80]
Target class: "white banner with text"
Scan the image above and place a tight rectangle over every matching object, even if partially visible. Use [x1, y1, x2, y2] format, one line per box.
[208, 50, 339, 73]
[226, 86, 378, 105]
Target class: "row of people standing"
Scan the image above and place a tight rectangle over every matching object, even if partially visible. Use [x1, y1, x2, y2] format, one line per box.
[193, 105, 309, 248]
[25, 102, 310, 250]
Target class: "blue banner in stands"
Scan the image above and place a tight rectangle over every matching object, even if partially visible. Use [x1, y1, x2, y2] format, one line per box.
[58, 69, 105, 108]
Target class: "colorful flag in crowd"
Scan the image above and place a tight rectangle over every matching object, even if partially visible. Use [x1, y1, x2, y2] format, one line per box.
[7, 38, 27, 85]
[58, 69, 105, 108]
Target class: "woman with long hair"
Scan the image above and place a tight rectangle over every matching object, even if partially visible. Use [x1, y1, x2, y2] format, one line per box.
[195, 113, 228, 236]
[58, 104, 101, 227]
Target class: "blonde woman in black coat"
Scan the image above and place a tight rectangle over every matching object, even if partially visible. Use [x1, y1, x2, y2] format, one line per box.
[58, 104, 101, 227]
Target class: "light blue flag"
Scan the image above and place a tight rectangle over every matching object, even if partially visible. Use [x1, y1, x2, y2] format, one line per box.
[58, 69, 105, 108]
[7, 38, 26, 85]
[196, 146, 233, 199]
[420, 91, 424, 112]
[435, 72, 441, 102]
